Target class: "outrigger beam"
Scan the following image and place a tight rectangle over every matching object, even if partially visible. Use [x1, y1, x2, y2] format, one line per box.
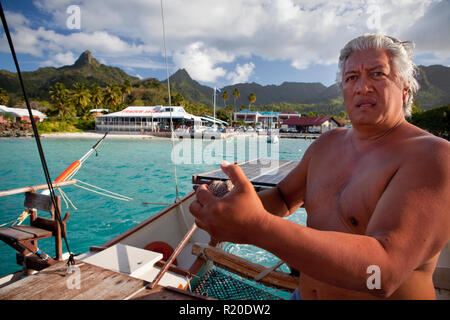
[0, 180, 77, 198]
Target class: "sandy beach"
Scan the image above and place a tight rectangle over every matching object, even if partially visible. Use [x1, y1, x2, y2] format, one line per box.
[40, 131, 168, 139]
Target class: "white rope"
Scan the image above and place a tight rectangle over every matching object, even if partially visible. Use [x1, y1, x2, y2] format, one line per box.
[76, 180, 133, 200]
[74, 180, 169, 206]
[66, 165, 81, 181]
[73, 183, 133, 202]
[58, 187, 78, 210]
[0, 218, 17, 227]
[58, 187, 70, 209]
[1, 209, 31, 227]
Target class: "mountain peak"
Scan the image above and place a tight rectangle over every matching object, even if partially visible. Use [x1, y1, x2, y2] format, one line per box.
[169, 68, 192, 81]
[73, 50, 100, 67]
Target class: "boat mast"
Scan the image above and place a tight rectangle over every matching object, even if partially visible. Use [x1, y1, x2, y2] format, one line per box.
[160, 0, 180, 201]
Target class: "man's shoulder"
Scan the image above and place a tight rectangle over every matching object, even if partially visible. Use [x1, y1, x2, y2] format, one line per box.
[311, 127, 348, 147]
[400, 130, 450, 176]
[401, 125, 450, 159]
[296, 128, 347, 164]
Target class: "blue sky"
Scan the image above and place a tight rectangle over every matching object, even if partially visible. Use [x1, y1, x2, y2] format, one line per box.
[1, 0, 449, 89]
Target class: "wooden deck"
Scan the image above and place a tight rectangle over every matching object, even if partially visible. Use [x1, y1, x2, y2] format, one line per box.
[0, 260, 209, 300]
[192, 159, 299, 187]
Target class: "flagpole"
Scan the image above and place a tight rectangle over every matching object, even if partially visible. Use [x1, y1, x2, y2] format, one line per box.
[213, 87, 216, 129]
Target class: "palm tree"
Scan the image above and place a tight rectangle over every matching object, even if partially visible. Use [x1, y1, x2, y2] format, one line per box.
[120, 80, 132, 104]
[72, 83, 92, 119]
[90, 84, 104, 110]
[222, 90, 229, 108]
[248, 92, 256, 109]
[225, 105, 233, 126]
[49, 82, 73, 120]
[0, 88, 9, 105]
[248, 92, 256, 124]
[104, 84, 122, 112]
[232, 88, 240, 112]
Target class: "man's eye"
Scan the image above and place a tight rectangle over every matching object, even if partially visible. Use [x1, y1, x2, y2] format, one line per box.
[345, 75, 357, 82]
[373, 72, 384, 77]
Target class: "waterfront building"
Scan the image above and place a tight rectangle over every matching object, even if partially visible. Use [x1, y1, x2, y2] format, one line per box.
[234, 109, 299, 127]
[0, 105, 47, 123]
[95, 106, 204, 134]
[282, 116, 341, 133]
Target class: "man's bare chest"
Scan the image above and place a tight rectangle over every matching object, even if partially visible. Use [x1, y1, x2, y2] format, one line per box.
[303, 149, 400, 234]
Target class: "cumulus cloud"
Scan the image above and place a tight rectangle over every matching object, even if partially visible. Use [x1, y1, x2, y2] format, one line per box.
[226, 62, 256, 84]
[2, 0, 448, 85]
[172, 42, 234, 83]
[41, 51, 76, 67]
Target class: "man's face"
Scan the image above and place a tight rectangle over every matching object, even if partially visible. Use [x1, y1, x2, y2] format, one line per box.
[342, 49, 406, 127]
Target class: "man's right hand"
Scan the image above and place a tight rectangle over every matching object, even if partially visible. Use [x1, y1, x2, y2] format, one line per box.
[189, 162, 270, 244]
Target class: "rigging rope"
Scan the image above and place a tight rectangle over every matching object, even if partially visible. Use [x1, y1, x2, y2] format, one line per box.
[160, 0, 180, 202]
[73, 180, 170, 206]
[0, 3, 75, 267]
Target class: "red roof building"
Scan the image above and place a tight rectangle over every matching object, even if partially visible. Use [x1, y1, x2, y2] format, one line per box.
[282, 116, 341, 133]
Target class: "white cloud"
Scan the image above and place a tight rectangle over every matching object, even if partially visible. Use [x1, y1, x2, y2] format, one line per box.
[3, 0, 448, 85]
[172, 42, 234, 83]
[41, 51, 76, 67]
[226, 62, 256, 84]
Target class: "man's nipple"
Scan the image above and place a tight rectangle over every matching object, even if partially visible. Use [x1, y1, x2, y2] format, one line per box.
[349, 216, 359, 226]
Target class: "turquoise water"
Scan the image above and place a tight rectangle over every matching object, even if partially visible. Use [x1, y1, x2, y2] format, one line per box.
[0, 136, 311, 279]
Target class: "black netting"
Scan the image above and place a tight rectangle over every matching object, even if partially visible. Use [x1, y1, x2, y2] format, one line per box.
[190, 267, 291, 300]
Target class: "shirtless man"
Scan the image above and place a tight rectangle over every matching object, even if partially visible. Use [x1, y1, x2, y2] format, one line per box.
[189, 34, 450, 299]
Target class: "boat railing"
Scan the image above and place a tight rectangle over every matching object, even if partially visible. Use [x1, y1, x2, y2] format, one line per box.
[0, 179, 77, 198]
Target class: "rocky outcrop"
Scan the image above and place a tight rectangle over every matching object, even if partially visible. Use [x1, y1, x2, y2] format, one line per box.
[0, 121, 33, 137]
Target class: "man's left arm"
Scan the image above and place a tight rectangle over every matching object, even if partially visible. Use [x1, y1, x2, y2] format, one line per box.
[254, 140, 450, 297]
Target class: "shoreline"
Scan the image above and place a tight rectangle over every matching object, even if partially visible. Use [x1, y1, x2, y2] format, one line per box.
[1, 131, 320, 140]
[40, 132, 169, 140]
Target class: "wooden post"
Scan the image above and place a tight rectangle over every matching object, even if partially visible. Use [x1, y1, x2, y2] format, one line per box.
[148, 223, 197, 289]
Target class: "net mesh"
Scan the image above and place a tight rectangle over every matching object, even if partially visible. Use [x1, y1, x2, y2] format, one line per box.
[190, 267, 291, 300]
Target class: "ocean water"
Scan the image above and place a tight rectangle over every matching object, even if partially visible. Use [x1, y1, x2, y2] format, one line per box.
[0, 136, 311, 280]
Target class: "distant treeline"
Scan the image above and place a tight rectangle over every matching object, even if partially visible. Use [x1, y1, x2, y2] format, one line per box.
[409, 105, 449, 140]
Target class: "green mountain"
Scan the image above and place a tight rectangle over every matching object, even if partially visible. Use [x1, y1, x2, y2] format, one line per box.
[0, 50, 138, 99]
[165, 68, 213, 106]
[1, 50, 448, 112]
[222, 81, 331, 108]
[415, 65, 450, 110]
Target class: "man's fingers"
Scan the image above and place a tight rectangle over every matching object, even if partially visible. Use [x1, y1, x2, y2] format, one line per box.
[196, 184, 216, 205]
[189, 199, 203, 217]
[220, 161, 251, 189]
[194, 218, 208, 232]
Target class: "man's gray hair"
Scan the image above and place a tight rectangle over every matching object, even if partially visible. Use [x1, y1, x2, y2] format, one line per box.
[336, 34, 420, 117]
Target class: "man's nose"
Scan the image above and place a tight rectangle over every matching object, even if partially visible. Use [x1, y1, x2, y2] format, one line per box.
[355, 75, 372, 94]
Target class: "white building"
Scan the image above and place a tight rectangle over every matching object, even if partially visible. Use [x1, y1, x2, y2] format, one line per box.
[234, 109, 299, 127]
[95, 106, 204, 134]
[0, 105, 47, 123]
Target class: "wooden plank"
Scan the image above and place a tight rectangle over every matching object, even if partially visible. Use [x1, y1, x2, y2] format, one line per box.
[0, 226, 52, 241]
[0, 260, 148, 300]
[24, 192, 57, 213]
[192, 244, 298, 291]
